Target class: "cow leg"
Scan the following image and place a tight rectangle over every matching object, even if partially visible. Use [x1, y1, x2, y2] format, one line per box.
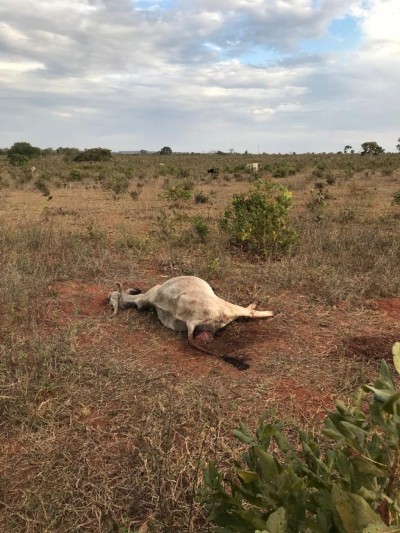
[186, 322, 250, 371]
[245, 303, 276, 318]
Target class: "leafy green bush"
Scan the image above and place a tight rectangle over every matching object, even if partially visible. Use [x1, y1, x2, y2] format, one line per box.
[272, 163, 297, 178]
[8, 153, 29, 166]
[393, 190, 400, 206]
[192, 215, 209, 241]
[101, 173, 130, 195]
[69, 169, 83, 181]
[199, 344, 400, 532]
[163, 179, 193, 201]
[221, 180, 298, 256]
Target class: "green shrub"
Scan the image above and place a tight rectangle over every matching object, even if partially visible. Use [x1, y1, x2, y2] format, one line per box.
[163, 179, 193, 201]
[8, 153, 29, 166]
[221, 180, 298, 256]
[105, 173, 130, 195]
[272, 163, 297, 178]
[192, 215, 209, 241]
[393, 190, 400, 206]
[272, 166, 288, 178]
[74, 147, 112, 162]
[199, 343, 400, 532]
[69, 169, 83, 181]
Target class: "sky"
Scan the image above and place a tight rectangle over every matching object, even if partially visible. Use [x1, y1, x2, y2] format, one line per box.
[0, 0, 399, 154]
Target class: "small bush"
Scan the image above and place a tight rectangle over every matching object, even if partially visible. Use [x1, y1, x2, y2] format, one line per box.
[221, 180, 298, 256]
[105, 173, 130, 195]
[69, 169, 83, 181]
[272, 166, 288, 178]
[163, 180, 193, 202]
[194, 191, 209, 204]
[272, 163, 297, 178]
[393, 190, 400, 206]
[337, 206, 357, 223]
[8, 153, 29, 166]
[177, 168, 190, 179]
[199, 344, 400, 532]
[130, 187, 142, 201]
[192, 215, 209, 242]
[306, 182, 329, 218]
[34, 179, 51, 197]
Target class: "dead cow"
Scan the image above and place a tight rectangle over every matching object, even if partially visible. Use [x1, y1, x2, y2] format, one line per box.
[108, 276, 276, 370]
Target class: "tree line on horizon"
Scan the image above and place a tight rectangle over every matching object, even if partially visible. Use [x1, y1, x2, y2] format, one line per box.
[1, 139, 400, 165]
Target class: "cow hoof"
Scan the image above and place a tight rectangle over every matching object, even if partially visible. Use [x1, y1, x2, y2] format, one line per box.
[222, 355, 250, 371]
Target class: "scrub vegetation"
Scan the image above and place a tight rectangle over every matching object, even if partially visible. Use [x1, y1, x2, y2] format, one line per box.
[1, 150, 400, 532]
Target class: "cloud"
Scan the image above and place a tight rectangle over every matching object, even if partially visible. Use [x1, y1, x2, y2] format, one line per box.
[0, 0, 399, 152]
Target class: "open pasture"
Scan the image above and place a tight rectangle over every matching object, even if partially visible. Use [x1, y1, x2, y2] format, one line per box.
[1, 152, 400, 532]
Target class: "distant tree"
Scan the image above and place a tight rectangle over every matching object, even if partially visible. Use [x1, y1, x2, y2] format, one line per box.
[160, 146, 172, 155]
[7, 142, 41, 161]
[140, 149, 148, 155]
[74, 147, 112, 162]
[42, 147, 55, 157]
[56, 147, 80, 161]
[361, 141, 385, 155]
[396, 137, 400, 152]
[229, 148, 235, 154]
[344, 145, 352, 154]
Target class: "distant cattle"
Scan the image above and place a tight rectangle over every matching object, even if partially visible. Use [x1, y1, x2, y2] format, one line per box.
[30, 166, 36, 175]
[207, 167, 219, 175]
[245, 162, 259, 172]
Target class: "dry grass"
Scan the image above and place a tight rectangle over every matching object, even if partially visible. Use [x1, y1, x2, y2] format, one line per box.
[1, 152, 400, 531]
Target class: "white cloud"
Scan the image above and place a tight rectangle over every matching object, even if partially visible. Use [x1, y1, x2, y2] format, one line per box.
[0, 60, 45, 73]
[0, 0, 399, 152]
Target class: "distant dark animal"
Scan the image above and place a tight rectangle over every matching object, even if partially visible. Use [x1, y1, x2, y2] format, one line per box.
[207, 167, 219, 175]
[108, 276, 276, 370]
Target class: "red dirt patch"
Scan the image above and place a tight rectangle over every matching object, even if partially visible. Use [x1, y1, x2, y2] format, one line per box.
[375, 298, 400, 321]
[339, 334, 399, 363]
[53, 281, 108, 317]
[273, 379, 334, 421]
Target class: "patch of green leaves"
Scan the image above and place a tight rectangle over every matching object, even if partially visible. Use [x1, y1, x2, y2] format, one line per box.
[393, 190, 400, 206]
[199, 345, 400, 532]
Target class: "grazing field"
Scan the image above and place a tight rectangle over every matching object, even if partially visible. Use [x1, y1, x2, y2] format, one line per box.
[1, 152, 400, 532]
